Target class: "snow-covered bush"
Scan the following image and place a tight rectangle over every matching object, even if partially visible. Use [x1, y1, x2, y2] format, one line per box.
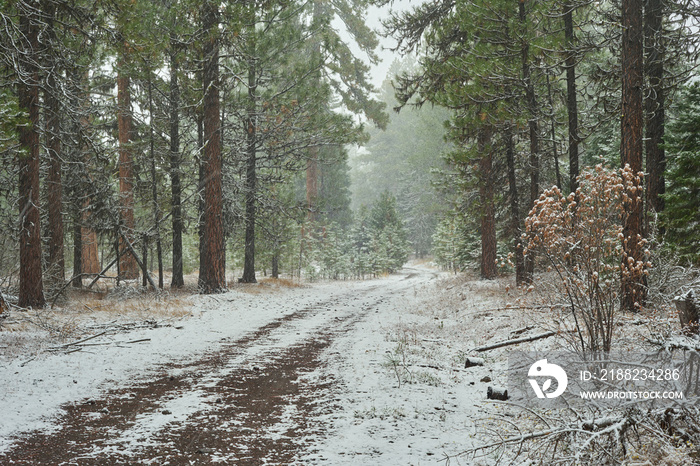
[525, 164, 650, 353]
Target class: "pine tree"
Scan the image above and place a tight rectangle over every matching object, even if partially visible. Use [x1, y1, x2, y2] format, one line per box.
[116, 6, 139, 280]
[662, 83, 700, 265]
[304, 0, 388, 218]
[644, 0, 666, 232]
[43, 0, 64, 286]
[620, 0, 646, 311]
[16, 0, 45, 308]
[199, 0, 226, 293]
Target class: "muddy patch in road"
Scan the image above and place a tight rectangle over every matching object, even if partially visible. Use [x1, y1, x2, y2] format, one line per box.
[0, 297, 375, 465]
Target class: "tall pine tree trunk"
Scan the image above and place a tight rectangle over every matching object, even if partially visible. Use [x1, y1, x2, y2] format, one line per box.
[644, 0, 665, 234]
[44, 0, 64, 286]
[117, 64, 139, 279]
[81, 211, 100, 275]
[546, 74, 562, 190]
[17, 0, 45, 308]
[197, 113, 205, 275]
[478, 125, 497, 280]
[70, 69, 99, 283]
[169, 42, 184, 288]
[46, 89, 64, 285]
[305, 0, 323, 224]
[621, 0, 645, 312]
[306, 149, 319, 222]
[564, 1, 580, 195]
[520, 0, 539, 283]
[199, 1, 226, 293]
[147, 72, 163, 289]
[505, 123, 525, 285]
[242, 6, 258, 284]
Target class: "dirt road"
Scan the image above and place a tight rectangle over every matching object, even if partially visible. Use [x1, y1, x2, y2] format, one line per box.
[0, 268, 437, 465]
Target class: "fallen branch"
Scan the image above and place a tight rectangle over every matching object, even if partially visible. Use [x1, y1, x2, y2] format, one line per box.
[450, 415, 628, 462]
[118, 230, 157, 290]
[471, 304, 568, 315]
[50, 331, 107, 350]
[123, 338, 151, 345]
[456, 426, 569, 456]
[50, 273, 100, 307]
[649, 336, 700, 353]
[473, 330, 563, 352]
[74, 338, 151, 347]
[510, 325, 535, 337]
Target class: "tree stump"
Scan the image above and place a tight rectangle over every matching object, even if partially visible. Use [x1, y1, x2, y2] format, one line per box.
[464, 357, 485, 368]
[486, 386, 509, 401]
[674, 290, 699, 336]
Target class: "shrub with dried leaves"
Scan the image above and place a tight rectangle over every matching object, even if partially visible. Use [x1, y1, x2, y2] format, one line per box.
[524, 164, 651, 353]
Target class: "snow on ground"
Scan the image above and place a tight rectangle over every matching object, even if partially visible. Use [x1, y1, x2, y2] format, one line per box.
[0, 264, 544, 464]
[0, 278, 383, 453]
[301, 270, 527, 465]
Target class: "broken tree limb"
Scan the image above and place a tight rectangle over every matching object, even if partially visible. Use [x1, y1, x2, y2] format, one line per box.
[51, 330, 108, 350]
[471, 304, 568, 315]
[87, 248, 130, 289]
[50, 272, 113, 308]
[510, 325, 535, 337]
[123, 338, 151, 345]
[118, 230, 157, 290]
[473, 330, 562, 352]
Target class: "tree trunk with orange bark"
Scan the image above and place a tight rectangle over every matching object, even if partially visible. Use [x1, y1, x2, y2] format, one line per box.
[621, 0, 646, 312]
[198, 1, 225, 293]
[17, 0, 45, 308]
[44, 0, 64, 286]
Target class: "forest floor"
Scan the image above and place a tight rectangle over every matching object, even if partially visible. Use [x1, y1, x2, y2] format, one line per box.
[0, 263, 689, 465]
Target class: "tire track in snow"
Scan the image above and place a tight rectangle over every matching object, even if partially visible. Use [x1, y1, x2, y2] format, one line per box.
[0, 272, 427, 465]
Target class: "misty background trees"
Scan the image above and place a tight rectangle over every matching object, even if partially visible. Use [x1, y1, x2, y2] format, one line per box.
[1, 0, 700, 311]
[382, 0, 700, 306]
[0, 0, 408, 306]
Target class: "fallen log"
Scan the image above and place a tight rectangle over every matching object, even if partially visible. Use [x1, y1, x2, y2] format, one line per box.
[473, 330, 561, 352]
[49, 331, 108, 351]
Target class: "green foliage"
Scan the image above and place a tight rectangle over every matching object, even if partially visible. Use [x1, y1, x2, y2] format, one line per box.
[432, 214, 477, 273]
[368, 192, 411, 271]
[294, 193, 411, 280]
[0, 89, 24, 154]
[316, 146, 354, 229]
[352, 58, 449, 256]
[662, 83, 700, 264]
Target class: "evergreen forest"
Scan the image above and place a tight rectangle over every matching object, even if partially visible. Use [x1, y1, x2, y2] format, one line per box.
[1, 0, 700, 313]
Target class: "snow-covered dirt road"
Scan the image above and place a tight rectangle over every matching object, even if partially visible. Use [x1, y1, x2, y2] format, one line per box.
[2, 265, 507, 465]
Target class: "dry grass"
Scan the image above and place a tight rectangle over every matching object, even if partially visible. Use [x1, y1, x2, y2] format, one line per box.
[259, 277, 306, 288]
[1, 285, 194, 345]
[232, 277, 307, 294]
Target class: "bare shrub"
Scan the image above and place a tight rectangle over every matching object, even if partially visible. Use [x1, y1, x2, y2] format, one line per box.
[524, 164, 650, 353]
[451, 405, 700, 465]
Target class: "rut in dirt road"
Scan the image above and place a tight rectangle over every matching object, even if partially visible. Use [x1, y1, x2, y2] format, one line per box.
[0, 272, 427, 465]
